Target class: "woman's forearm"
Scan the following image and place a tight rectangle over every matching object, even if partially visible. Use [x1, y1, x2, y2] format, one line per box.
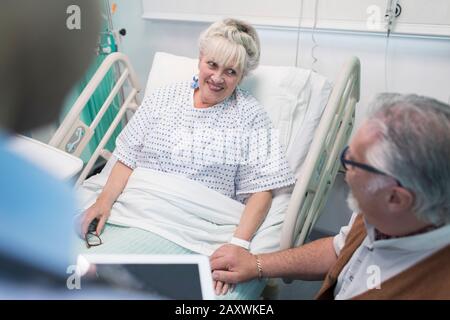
[233, 191, 272, 241]
[96, 161, 133, 208]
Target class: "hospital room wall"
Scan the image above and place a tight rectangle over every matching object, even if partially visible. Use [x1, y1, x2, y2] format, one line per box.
[111, 1, 450, 121]
[111, 0, 450, 234]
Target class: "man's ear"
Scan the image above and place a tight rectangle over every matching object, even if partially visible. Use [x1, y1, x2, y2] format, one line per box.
[387, 187, 415, 212]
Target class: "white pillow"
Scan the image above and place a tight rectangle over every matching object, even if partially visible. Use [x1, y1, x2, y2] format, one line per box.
[145, 52, 332, 178]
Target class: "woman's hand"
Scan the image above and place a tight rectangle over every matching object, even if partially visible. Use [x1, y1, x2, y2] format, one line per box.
[79, 161, 134, 237]
[81, 200, 112, 236]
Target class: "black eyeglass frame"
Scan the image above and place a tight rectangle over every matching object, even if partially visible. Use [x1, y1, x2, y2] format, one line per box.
[340, 146, 403, 187]
[84, 231, 102, 249]
[84, 219, 102, 249]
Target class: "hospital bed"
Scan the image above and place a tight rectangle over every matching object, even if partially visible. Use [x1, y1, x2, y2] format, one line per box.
[50, 51, 360, 299]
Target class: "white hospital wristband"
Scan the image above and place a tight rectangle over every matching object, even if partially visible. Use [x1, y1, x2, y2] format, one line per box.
[229, 237, 250, 250]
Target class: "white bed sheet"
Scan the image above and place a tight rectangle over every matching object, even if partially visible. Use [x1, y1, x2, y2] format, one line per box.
[78, 167, 290, 254]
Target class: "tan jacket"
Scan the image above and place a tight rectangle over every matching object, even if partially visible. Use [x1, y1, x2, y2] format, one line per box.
[315, 215, 450, 299]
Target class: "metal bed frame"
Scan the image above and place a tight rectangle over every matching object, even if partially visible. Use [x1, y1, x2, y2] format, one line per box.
[281, 57, 360, 251]
[49, 52, 141, 185]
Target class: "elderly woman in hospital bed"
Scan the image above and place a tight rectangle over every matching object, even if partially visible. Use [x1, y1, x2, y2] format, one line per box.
[79, 19, 295, 296]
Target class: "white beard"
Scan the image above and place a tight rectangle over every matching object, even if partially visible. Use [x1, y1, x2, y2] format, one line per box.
[346, 191, 361, 213]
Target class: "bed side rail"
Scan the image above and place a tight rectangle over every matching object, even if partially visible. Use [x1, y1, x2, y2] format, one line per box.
[280, 57, 361, 252]
[49, 52, 141, 185]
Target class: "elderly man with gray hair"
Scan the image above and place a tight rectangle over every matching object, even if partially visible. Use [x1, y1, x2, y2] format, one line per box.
[211, 93, 450, 299]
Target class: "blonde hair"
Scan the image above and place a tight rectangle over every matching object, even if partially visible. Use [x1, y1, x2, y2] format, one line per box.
[198, 18, 260, 78]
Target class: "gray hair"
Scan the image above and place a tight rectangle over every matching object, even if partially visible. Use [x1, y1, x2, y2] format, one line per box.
[364, 93, 450, 225]
[198, 18, 260, 78]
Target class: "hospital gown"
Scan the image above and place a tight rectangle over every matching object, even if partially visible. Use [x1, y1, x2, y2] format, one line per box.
[114, 81, 295, 202]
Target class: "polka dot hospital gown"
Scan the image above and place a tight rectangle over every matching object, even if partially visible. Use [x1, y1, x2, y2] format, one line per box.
[113, 81, 296, 203]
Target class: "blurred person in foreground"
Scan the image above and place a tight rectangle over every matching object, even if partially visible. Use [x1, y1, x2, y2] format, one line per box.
[0, 0, 100, 298]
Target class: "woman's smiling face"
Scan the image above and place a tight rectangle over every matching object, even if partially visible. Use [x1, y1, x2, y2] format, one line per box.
[194, 55, 243, 108]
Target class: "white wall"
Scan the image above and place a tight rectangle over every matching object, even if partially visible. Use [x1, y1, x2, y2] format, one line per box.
[111, 0, 450, 233]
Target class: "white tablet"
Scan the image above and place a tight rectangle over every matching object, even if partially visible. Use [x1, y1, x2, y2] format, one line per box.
[76, 254, 215, 300]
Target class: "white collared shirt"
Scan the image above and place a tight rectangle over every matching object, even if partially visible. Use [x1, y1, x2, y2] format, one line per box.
[332, 213, 450, 300]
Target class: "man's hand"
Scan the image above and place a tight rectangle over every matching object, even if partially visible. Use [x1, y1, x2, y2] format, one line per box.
[210, 244, 259, 284]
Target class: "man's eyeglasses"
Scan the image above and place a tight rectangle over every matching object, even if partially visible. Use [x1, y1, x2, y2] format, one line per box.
[84, 219, 102, 249]
[340, 146, 403, 186]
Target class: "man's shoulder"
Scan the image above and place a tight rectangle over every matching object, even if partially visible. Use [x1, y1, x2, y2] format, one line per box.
[333, 213, 363, 256]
